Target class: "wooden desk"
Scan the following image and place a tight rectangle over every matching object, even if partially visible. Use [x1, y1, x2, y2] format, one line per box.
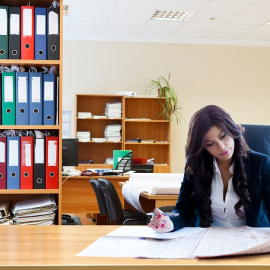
[1, 225, 270, 269]
[62, 176, 129, 214]
[119, 182, 178, 213]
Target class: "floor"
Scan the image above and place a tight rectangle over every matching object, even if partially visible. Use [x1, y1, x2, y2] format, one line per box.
[66, 213, 97, 225]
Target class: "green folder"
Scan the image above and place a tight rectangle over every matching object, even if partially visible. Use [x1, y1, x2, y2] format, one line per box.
[0, 6, 9, 59]
[2, 72, 16, 125]
[113, 150, 132, 169]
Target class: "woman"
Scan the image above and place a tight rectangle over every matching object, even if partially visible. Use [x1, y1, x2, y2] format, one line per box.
[148, 105, 270, 232]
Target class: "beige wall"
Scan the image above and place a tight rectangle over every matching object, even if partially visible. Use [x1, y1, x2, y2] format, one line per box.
[63, 41, 270, 173]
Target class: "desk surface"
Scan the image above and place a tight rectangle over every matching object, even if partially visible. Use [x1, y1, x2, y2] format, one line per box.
[2, 225, 270, 269]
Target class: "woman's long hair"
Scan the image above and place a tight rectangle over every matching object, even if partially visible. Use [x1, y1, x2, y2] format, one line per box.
[186, 105, 251, 227]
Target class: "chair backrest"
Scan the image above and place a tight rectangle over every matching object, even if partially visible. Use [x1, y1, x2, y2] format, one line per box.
[241, 124, 270, 157]
[89, 179, 107, 216]
[98, 178, 124, 224]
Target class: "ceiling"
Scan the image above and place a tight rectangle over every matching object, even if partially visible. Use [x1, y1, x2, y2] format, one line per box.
[63, 0, 270, 47]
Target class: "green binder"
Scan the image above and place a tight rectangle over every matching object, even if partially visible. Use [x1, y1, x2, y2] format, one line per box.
[2, 72, 15, 125]
[113, 150, 132, 170]
[0, 6, 9, 59]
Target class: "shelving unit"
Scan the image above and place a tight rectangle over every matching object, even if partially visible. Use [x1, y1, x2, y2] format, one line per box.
[76, 95, 170, 173]
[0, 0, 63, 224]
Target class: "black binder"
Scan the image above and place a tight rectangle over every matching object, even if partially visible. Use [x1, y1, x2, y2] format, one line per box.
[8, 7, 21, 59]
[34, 138, 46, 189]
[47, 7, 59, 60]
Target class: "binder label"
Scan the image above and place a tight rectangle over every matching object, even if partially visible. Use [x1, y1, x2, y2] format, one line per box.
[9, 141, 19, 166]
[48, 141, 57, 166]
[23, 8, 33, 36]
[0, 9, 7, 35]
[4, 76, 14, 102]
[35, 140, 44, 164]
[18, 77, 27, 103]
[10, 14, 20, 35]
[32, 77, 41, 102]
[44, 82, 54, 101]
[25, 144, 32, 167]
[0, 142, 5, 163]
[36, 15, 46, 35]
[49, 11, 59, 35]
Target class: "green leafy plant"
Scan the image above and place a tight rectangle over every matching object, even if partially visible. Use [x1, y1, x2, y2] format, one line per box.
[146, 73, 183, 124]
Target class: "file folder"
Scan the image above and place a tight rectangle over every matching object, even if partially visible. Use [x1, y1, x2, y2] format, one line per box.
[34, 138, 45, 189]
[7, 136, 20, 189]
[45, 137, 58, 189]
[21, 136, 33, 189]
[16, 72, 29, 125]
[9, 7, 21, 59]
[21, 6, 34, 60]
[0, 137, 7, 189]
[29, 72, 42, 125]
[0, 6, 8, 59]
[35, 7, 47, 60]
[47, 7, 59, 60]
[43, 73, 55, 125]
[2, 72, 16, 125]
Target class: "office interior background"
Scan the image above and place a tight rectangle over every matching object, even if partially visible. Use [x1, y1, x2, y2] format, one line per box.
[62, 0, 270, 172]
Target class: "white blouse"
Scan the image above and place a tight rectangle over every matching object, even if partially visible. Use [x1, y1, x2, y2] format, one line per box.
[210, 158, 246, 227]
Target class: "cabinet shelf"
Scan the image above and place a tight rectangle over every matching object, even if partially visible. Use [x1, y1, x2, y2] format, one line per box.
[79, 141, 122, 144]
[0, 125, 60, 130]
[0, 189, 60, 194]
[76, 95, 171, 172]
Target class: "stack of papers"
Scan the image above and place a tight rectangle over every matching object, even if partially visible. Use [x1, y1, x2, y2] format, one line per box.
[0, 200, 13, 225]
[77, 112, 92, 118]
[105, 157, 113, 164]
[77, 226, 270, 259]
[105, 101, 122, 118]
[11, 195, 57, 225]
[122, 173, 183, 213]
[77, 131, 91, 142]
[104, 123, 121, 142]
[92, 138, 106, 142]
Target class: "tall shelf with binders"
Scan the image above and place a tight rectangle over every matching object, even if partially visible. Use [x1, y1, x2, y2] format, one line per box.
[0, 0, 63, 224]
[76, 95, 170, 173]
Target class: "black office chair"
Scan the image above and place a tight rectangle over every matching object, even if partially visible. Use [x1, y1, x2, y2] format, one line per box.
[242, 124, 270, 157]
[89, 179, 108, 224]
[98, 178, 148, 225]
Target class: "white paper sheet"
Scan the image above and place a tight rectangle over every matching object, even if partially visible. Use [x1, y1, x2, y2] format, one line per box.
[36, 15, 46, 35]
[122, 173, 183, 212]
[23, 8, 32, 36]
[18, 77, 27, 103]
[0, 9, 7, 35]
[10, 14, 20, 35]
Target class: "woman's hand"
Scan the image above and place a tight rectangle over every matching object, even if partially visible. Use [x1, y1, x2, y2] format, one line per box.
[148, 208, 173, 233]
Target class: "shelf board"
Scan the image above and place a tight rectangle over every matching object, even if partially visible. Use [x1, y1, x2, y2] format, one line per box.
[77, 117, 123, 120]
[0, 189, 60, 194]
[0, 59, 61, 66]
[125, 142, 170, 145]
[125, 119, 169, 123]
[0, 125, 60, 129]
[79, 141, 122, 144]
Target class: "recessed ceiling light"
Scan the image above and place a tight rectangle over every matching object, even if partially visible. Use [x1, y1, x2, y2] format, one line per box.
[264, 21, 270, 26]
[151, 10, 194, 22]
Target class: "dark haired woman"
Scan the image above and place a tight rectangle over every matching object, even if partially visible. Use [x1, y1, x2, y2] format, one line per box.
[148, 105, 270, 232]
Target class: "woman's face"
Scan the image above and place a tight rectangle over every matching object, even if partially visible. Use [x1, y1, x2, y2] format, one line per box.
[204, 126, 235, 162]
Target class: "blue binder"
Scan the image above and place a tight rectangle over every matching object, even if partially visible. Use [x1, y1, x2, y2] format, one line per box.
[16, 72, 29, 125]
[34, 7, 47, 60]
[7, 136, 20, 189]
[29, 72, 43, 125]
[43, 73, 56, 125]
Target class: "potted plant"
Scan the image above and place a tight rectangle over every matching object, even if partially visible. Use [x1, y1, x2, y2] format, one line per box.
[146, 73, 182, 124]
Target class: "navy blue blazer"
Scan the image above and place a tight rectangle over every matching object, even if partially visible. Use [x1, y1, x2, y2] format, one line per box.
[170, 150, 270, 231]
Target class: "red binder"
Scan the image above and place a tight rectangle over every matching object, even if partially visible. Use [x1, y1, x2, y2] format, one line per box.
[21, 136, 34, 189]
[46, 137, 59, 189]
[0, 137, 7, 189]
[21, 6, 34, 60]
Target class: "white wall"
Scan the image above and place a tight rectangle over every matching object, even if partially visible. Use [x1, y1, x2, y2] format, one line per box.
[63, 41, 270, 172]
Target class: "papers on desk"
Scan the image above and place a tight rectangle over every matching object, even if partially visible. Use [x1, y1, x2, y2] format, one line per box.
[11, 194, 57, 225]
[77, 226, 270, 259]
[122, 173, 183, 213]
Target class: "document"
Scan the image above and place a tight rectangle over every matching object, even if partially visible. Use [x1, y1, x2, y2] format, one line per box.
[77, 226, 270, 259]
[122, 173, 183, 212]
